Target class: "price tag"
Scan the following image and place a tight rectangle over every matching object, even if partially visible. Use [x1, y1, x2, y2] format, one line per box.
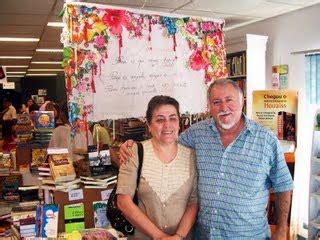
[101, 189, 113, 201]
[68, 189, 84, 201]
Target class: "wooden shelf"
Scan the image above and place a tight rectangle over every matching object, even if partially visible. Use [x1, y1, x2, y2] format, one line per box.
[228, 74, 246, 79]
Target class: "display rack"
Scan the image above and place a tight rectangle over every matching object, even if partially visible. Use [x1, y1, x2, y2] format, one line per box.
[309, 110, 320, 239]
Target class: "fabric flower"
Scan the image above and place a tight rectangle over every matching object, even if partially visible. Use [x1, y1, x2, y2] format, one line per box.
[94, 35, 106, 49]
[162, 17, 177, 35]
[201, 21, 214, 33]
[186, 22, 196, 35]
[102, 9, 131, 36]
[189, 49, 205, 71]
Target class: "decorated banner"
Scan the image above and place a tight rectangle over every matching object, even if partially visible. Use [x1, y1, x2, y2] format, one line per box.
[252, 90, 298, 151]
[61, 3, 227, 121]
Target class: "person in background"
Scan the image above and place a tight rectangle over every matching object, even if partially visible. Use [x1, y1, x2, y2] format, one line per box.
[28, 103, 40, 128]
[49, 102, 93, 161]
[45, 102, 62, 127]
[120, 79, 293, 240]
[117, 95, 198, 240]
[21, 98, 35, 114]
[0, 98, 17, 151]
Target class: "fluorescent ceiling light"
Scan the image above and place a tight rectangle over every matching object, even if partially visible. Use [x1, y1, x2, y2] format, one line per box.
[6, 71, 26, 74]
[7, 75, 25, 77]
[28, 69, 64, 72]
[47, 22, 64, 27]
[2, 65, 28, 68]
[0, 37, 39, 42]
[0, 56, 32, 59]
[31, 61, 61, 64]
[26, 73, 58, 76]
[36, 49, 63, 52]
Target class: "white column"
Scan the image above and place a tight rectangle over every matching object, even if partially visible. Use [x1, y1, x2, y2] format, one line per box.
[246, 34, 268, 119]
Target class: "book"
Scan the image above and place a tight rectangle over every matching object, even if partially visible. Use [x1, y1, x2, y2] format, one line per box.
[35, 204, 59, 238]
[87, 145, 117, 177]
[64, 203, 85, 233]
[277, 111, 296, 141]
[1, 173, 22, 201]
[93, 201, 109, 228]
[34, 111, 55, 129]
[31, 148, 47, 168]
[47, 147, 69, 155]
[48, 154, 76, 183]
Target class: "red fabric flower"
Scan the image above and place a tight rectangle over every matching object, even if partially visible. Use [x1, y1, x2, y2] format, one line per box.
[102, 9, 131, 36]
[189, 49, 205, 71]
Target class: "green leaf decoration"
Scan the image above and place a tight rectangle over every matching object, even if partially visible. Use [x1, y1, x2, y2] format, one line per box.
[210, 55, 217, 68]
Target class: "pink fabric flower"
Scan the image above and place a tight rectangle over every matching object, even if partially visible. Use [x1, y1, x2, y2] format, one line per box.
[186, 22, 196, 35]
[94, 35, 105, 48]
[189, 49, 205, 71]
[201, 21, 214, 32]
[102, 9, 131, 36]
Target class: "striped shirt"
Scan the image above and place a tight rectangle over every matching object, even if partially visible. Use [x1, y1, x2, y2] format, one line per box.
[179, 116, 293, 240]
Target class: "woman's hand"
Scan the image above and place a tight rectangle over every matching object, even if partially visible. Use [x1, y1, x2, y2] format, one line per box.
[119, 139, 134, 164]
[160, 235, 181, 240]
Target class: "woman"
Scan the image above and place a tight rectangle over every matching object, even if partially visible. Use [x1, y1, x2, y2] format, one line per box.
[21, 98, 35, 114]
[49, 102, 93, 161]
[116, 95, 198, 239]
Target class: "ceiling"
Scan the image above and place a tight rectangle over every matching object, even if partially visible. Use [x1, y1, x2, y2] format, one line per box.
[1, 0, 320, 82]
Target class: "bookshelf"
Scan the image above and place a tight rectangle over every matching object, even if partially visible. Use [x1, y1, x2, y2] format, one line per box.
[226, 50, 247, 113]
[309, 110, 320, 239]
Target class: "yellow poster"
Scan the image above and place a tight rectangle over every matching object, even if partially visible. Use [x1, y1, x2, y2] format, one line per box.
[252, 90, 298, 142]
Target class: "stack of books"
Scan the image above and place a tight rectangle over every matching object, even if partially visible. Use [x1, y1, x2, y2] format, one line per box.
[33, 111, 55, 144]
[15, 114, 33, 142]
[11, 205, 37, 238]
[0, 204, 12, 238]
[80, 175, 117, 189]
[0, 173, 22, 201]
[19, 216, 36, 238]
[39, 177, 81, 192]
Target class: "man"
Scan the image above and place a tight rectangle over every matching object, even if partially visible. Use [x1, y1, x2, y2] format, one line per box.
[120, 79, 293, 239]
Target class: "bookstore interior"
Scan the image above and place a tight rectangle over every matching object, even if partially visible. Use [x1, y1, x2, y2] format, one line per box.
[1, 0, 320, 239]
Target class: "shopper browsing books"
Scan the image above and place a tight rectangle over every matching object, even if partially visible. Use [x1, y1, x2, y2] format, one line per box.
[120, 79, 293, 240]
[48, 102, 93, 162]
[116, 95, 198, 239]
[0, 97, 17, 151]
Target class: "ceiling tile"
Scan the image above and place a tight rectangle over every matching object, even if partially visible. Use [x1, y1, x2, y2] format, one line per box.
[0, 26, 43, 37]
[0, 14, 47, 26]
[0, 0, 56, 14]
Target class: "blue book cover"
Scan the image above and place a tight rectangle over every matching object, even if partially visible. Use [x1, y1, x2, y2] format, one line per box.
[35, 204, 59, 238]
[34, 111, 55, 130]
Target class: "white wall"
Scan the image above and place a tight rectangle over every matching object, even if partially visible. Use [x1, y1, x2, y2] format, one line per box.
[225, 3, 320, 238]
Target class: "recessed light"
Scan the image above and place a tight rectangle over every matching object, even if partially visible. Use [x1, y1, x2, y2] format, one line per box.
[31, 61, 61, 64]
[36, 49, 63, 53]
[26, 73, 58, 76]
[6, 71, 26, 74]
[2, 65, 28, 68]
[0, 37, 39, 42]
[47, 22, 64, 27]
[0, 56, 32, 59]
[7, 75, 25, 78]
[28, 69, 64, 72]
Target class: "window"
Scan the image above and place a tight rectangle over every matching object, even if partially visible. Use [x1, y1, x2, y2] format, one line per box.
[305, 54, 320, 104]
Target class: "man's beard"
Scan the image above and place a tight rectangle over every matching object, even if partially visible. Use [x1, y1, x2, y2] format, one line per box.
[217, 111, 236, 130]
